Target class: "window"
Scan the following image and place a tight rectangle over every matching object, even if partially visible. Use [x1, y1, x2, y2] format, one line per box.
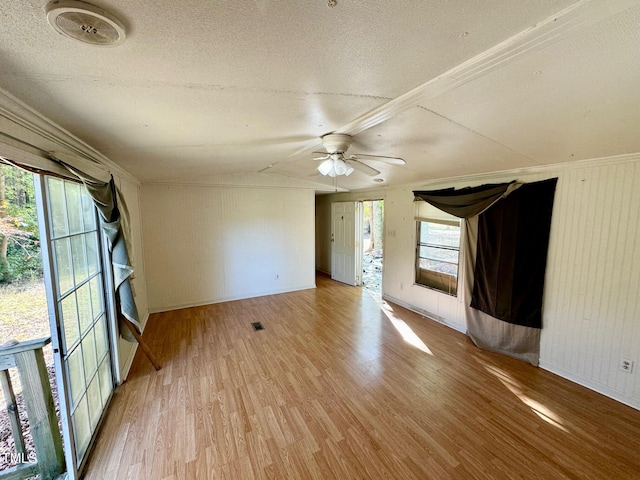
[415, 218, 461, 296]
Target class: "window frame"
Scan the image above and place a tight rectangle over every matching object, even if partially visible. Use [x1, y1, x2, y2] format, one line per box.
[415, 217, 461, 296]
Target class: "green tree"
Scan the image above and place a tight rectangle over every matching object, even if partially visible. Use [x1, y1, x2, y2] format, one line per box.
[363, 201, 373, 252]
[372, 200, 383, 251]
[0, 165, 41, 283]
[363, 200, 384, 252]
[0, 169, 8, 281]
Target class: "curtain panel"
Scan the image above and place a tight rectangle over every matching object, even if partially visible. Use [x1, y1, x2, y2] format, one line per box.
[413, 178, 557, 365]
[413, 181, 517, 218]
[471, 179, 558, 329]
[3, 154, 143, 342]
[58, 161, 142, 342]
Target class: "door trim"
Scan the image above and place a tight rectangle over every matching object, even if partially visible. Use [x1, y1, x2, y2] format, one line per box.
[34, 174, 78, 478]
[34, 174, 117, 479]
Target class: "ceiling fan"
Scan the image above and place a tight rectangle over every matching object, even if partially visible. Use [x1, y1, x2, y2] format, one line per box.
[314, 133, 405, 177]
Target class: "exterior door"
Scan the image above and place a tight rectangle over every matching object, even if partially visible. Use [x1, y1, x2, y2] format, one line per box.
[36, 176, 114, 479]
[331, 202, 363, 286]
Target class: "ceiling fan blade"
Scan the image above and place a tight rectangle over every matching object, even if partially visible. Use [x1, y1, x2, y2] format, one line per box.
[313, 155, 330, 161]
[258, 164, 277, 173]
[312, 151, 336, 157]
[349, 153, 406, 165]
[347, 159, 380, 176]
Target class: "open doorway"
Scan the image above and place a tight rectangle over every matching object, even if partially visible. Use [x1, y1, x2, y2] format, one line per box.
[0, 163, 58, 473]
[1, 160, 117, 479]
[361, 200, 384, 296]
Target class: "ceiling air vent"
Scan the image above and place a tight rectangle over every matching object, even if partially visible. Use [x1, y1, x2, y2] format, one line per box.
[46, 0, 126, 46]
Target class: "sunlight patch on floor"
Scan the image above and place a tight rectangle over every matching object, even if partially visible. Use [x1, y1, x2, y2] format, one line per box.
[379, 301, 433, 355]
[480, 361, 569, 433]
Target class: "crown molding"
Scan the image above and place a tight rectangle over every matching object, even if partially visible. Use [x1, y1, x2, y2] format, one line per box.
[0, 87, 140, 185]
[276, 0, 640, 173]
[409, 152, 640, 191]
[338, 0, 640, 137]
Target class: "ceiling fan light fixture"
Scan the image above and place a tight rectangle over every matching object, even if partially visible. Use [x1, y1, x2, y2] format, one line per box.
[321, 134, 352, 154]
[46, 0, 126, 46]
[333, 159, 348, 176]
[317, 157, 355, 177]
[318, 159, 334, 176]
[315, 133, 403, 178]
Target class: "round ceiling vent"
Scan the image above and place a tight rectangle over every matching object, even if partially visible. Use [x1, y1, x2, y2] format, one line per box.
[46, 1, 126, 46]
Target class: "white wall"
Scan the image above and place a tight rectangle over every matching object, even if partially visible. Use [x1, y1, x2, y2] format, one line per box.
[141, 184, 316, 312]
[537, 160, 640, 408]
[317, 155, 640, 409]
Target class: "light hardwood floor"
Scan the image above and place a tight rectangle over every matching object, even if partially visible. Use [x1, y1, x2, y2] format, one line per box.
[84, 275, 640, 479]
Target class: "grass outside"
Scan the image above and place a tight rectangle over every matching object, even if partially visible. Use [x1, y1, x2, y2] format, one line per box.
[0, 280, 50, 343]
[0, 278, 52, 401]
[0, 278, 60, 472]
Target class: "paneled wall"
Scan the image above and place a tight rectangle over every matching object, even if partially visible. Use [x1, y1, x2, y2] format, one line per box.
[539, 160, 639, 406]
[317, 156, 640, 409]
[141, 184, 316, 313]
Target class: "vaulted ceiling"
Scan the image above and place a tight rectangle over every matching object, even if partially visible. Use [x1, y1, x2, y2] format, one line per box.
[1, 0, 639, 191]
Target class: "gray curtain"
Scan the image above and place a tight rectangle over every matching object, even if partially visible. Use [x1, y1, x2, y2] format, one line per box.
[414, 182, 517, 218]
[59, 162, 141, 342]
[463, 216, 541, 365]
[414, 180, 558, 365]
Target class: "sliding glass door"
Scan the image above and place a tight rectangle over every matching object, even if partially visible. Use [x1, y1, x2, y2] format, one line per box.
[36, 176, 114, 478]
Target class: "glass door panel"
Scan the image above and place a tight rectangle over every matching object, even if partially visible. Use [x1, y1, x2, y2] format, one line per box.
[39, 176, 115, 478]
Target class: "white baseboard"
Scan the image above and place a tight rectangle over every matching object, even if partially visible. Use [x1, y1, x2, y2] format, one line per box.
[539, 360, 640, 411]
[139, 310, 150, 330]
[382, 296, 640, 411]
[118, 311, 148, 382]
[148, 283, 317, 314]
[382, 294, 467, 334]
[119, 344, 137, 382]
[145, 288, 640, 413]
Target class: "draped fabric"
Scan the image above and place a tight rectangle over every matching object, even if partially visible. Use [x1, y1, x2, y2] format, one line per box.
[471, 179, 558, 328]
[414, 182, 517, 218]
[463, 216, 542, 365]
[58, 161, 141, 342]
[413, 179, 557, 365]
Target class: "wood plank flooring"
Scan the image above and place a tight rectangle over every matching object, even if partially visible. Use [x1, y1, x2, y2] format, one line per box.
[84, 275, 640, 479]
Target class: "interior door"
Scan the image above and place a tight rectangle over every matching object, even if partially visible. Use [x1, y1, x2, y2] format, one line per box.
[331, 201, 362, 286]
[37, 176, 114, 479]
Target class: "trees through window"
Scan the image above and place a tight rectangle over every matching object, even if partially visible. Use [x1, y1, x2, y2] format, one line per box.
[415, 219, 460, 296]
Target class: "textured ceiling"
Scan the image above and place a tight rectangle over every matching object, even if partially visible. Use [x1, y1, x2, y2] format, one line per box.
[1, 0, 639, 191]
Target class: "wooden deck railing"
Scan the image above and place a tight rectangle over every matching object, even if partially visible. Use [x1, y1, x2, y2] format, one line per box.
[0, 338, 65, 480]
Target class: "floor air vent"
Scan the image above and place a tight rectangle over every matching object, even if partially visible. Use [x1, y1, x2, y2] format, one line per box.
[251, 322, 264, 331]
